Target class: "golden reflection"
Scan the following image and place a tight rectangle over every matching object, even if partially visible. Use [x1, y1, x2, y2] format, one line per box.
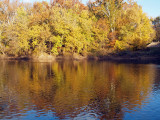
[0, 61, 156, 119]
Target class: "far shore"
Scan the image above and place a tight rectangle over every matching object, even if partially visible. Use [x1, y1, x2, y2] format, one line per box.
[0, 50, 160, 63]
[1, 42, 160, 63]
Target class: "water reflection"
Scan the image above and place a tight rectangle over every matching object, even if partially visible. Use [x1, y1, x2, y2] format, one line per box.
[0, 61, 158, 119]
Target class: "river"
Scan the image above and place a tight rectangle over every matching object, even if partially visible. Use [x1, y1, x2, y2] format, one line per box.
[0, 60, 160, 120]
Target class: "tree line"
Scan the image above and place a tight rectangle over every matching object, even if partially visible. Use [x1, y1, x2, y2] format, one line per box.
[0, 0, 155, 57]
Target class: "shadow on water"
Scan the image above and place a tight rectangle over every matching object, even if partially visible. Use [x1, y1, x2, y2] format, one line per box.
[0, 60, 160, 119]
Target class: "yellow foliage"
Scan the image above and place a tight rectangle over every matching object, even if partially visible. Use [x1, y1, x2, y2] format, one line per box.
[0, 0, 156, 56]
[114, 40, 128, 51]
[119, 2, 155, 50]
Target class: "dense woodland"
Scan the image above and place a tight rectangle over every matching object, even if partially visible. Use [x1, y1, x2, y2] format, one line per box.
[0, 0, 156, 57]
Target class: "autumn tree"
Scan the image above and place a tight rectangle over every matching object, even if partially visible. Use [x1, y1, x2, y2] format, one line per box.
[89, 0, 123, 46]
[116, 2, 155, 50]
[0, 0, 22, 24]
[2, 7, 30, 56]
[49, 3, 93, 55]
[0, 0, 156, 57]
[91, 18, 109, 53]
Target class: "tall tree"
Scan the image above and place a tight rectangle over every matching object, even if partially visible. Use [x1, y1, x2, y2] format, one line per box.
[89, 0, 123, 48]
[2, 7, 30, 56]
[116, 2, 155, 50]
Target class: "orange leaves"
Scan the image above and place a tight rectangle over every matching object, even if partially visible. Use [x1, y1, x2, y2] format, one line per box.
[0, 0, 156, 56]
[29, 2, 50, 26]
[51, 0, 87, 12]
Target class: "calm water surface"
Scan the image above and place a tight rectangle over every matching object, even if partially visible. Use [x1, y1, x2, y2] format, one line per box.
[0, 60, 160, 120]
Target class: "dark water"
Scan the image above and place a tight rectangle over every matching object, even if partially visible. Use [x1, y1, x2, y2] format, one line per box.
[0, 60, 160, 120]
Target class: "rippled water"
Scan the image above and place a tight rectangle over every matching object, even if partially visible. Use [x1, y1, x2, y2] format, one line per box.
[0, 60, 160, 120]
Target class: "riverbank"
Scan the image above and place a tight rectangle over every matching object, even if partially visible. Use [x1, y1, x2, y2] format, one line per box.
[97, 47, 160, 63]
[0, 47, 160, 62]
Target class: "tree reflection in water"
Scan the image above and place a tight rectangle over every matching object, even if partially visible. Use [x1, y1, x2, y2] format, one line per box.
[0, 61, 156, 119]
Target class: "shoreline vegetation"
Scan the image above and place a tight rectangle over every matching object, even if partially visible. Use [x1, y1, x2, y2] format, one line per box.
[0, 45, 160, 62]
[0, 0, 160, 62]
